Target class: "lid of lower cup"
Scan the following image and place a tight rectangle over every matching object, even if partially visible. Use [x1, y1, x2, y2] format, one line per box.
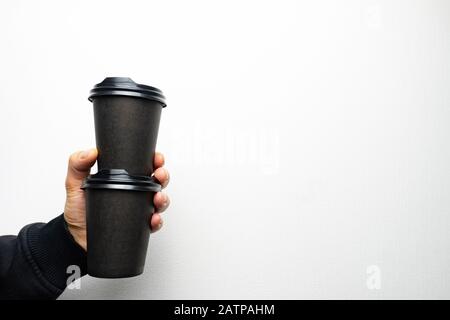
[88, 77, 166, 107]
[82, 169, 161, 192]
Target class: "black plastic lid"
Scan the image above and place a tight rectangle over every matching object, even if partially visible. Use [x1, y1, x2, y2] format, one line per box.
[88, 77, 166, 107]
[82, 169, 161, 192]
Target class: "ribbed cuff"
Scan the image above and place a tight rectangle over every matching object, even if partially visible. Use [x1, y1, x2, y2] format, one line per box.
[22, 214, 87, 292]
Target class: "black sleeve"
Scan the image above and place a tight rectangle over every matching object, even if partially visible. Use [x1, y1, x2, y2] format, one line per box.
[0, 214, 87, 300]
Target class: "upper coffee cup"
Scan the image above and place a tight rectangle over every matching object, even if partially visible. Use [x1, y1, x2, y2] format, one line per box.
[88, 77, 166, 176]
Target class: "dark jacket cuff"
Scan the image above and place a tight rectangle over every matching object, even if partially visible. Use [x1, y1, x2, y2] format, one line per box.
[22, 214, 87, 294]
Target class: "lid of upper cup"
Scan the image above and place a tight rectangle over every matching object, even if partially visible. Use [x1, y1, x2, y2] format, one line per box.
[82, 169, 162, 192]
[88, 77, 166, 107]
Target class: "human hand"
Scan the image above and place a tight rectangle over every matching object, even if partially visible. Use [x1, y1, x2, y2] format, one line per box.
[63, 148, 170, 250]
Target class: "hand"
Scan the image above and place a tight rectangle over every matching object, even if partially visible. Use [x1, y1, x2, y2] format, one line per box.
[63, 148, 170, 250]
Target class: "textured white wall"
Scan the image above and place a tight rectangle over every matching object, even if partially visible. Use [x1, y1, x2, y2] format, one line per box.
[0, 0, 449, 299]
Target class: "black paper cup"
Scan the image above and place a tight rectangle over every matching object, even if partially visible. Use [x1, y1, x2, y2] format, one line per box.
[89, 77, 166, 176]
[82, 169, 161, 278]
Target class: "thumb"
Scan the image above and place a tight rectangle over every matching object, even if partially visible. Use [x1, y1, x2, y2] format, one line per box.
[65, 148, 98, 191]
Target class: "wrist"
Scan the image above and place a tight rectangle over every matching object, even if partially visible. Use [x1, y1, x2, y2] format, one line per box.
[65, 221, 87, 251]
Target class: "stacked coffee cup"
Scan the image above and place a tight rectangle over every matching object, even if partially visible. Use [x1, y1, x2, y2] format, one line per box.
[82, 77, 166, 278]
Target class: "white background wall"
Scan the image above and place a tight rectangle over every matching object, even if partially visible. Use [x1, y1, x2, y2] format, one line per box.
[0, 0, 449, 299]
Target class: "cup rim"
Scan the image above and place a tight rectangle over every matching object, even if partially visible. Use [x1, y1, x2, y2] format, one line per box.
[88, 77, 166, 107]
[82, 169, 161, 192]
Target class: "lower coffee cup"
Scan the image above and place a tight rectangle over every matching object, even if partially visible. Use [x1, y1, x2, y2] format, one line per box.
[82, 169, 161, 278]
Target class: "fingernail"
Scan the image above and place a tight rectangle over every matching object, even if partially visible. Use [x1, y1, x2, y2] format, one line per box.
[79, 149, 91, 160]
[164, 168, 170, 183]
[158, 219, 164, 229]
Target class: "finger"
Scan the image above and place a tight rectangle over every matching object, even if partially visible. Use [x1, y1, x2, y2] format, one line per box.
[153, 192, 170, 213]
[154, 152, 165, 170]
[65, 148, 98, 191]
[153, 167, 170, 188]
[150, 213, 163, 233]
